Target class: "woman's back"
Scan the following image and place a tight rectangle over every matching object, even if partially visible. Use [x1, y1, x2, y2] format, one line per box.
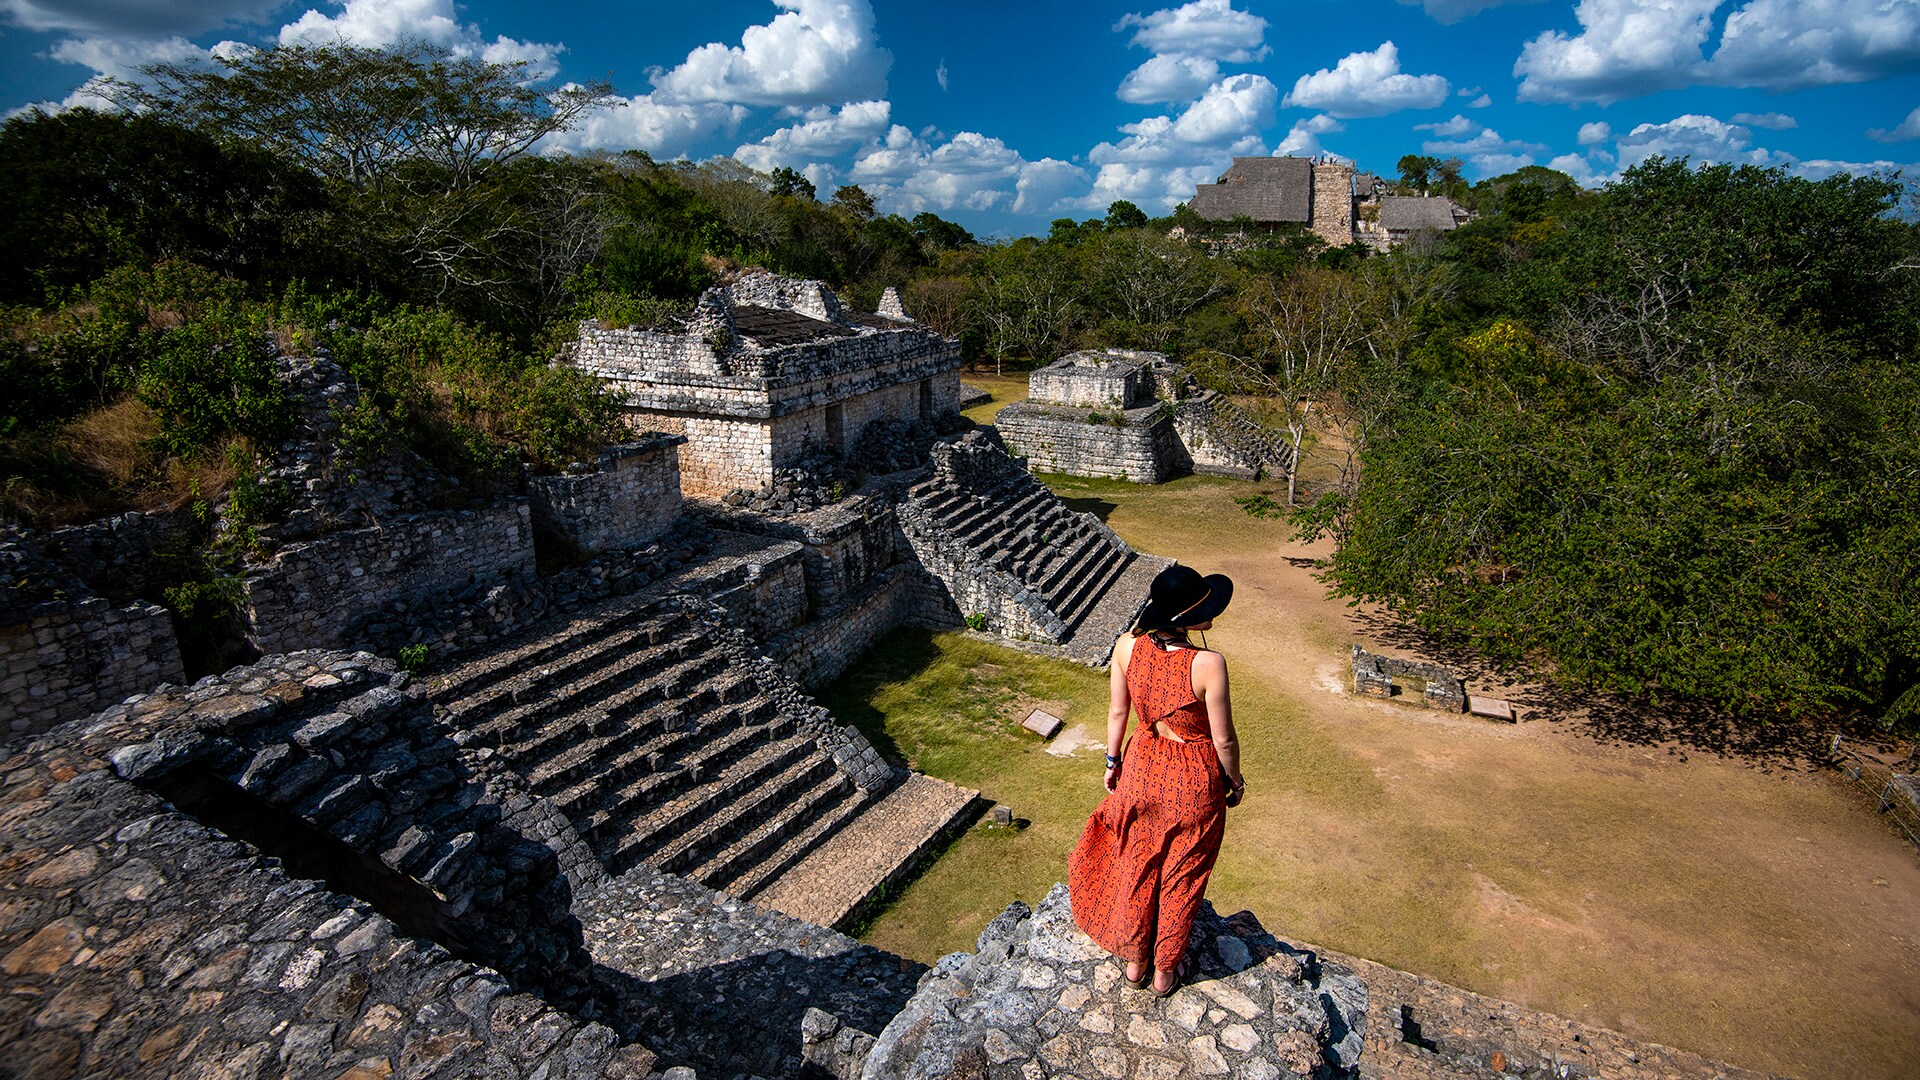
[1126, 635, 1213, 744]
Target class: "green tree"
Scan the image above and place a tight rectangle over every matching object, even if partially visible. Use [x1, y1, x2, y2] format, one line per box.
[1104, 199, 1150, 230]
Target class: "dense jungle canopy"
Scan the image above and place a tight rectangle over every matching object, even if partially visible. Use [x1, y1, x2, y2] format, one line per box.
[2, 43, 1916, 726]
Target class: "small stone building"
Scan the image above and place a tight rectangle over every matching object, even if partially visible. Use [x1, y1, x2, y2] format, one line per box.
[996, 349, 1294, 483]
[564, 274, 963, 499]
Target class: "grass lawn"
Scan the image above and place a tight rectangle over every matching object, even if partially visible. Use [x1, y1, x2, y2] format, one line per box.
[815, 630, 1110, 955]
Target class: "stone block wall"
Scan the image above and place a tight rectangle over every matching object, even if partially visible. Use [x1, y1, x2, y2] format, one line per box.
[1027, 350, 1156, 409]
[1311, 159, 1356, 248]
[526, 435, 686, 554]
[995, 403, 1177, 483]
[676, 531, 812, 641]
[711, 485, 906, 611]
[769, 564, 919, 689]
[623, 412, 773, 498]
[241, 502, 535, 654]
[1, 598, 184, 740]
[1351, 644, 1467, 712]
[897, 502, 1070, 645]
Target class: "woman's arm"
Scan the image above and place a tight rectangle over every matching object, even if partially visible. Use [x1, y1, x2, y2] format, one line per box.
[1193, 650, 1242, 790]
[1105, 634, 1134, 792]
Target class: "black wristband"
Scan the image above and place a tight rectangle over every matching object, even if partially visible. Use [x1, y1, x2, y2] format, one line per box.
[1105, 754, 1121, 769]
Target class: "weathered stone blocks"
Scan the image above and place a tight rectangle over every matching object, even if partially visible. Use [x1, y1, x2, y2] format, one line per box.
[526, 434, 686, 554]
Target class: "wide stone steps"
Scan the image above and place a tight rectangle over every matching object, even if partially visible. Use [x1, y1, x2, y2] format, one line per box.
[455, 650, 730, 768]
[646, 751, 841, 877]
[691, 770, 864, 896]
[427, 605, 689, 704]
[1055, 549, 1132, 632]
[564, 705, 797, 836]
[439, 621, 692, 726]
[603, 731, 816, 866]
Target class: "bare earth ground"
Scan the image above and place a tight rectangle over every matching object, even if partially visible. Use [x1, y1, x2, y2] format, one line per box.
[853, 380, 1920, 1078]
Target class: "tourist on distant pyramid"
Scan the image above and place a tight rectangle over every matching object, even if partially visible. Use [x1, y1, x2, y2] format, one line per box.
[1069, 564, 1244, 996]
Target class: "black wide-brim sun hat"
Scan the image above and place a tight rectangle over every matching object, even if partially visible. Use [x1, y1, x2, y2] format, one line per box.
[1135, 564, 1233, 631]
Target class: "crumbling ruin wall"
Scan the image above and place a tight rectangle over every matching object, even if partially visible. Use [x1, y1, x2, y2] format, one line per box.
[1311, 159, 1357, 249]
[240, 502, 536, 655]
[996, 403, 1179, 483]
[1, 530, 184, 740]
[0, 650, 655, 1078]
[1351, 644, 1467, 712]
[0, 597, 183, 741]
[1027, 350, 1154, 409]
[768, 564, 921, 688]
[526, 435, 686, 554]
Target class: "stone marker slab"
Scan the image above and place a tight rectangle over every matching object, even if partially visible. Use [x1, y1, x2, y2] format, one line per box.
[1022, 709, 1064, 739]
[1468, 695, 1517, 722]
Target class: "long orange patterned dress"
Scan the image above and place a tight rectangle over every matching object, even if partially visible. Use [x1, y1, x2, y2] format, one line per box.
[1068, 637, 1226, 972]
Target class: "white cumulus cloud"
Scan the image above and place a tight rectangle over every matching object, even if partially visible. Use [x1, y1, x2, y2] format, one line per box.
[1869, 105, 1920, 142]
[650, 0, 890, 108]
[1514, 0, 1721, 104]
[1117, 54, 1221, 104]
[1578, 120, 1612, 144]
[1731, 111, 1797, 130]
[1614, 113, 1795, 170]
[549, 98, 748, 159]
[278, 0, 563, 77]
[1116, 0, 1269, 63]
[1170, 72, 1276, 142]
[733, 99, 891, 173]
[1, 0, 285, 36]
[1284, 41, 1450, 118]
[1415, 114, 1478, 137]
[1709, 0, 1920, 90]
[1791, 157, 1917, 180]
[1548, 152, 1609, 185]
[1015, 159, 1091, 214]
[1273, 113, 1344, 156]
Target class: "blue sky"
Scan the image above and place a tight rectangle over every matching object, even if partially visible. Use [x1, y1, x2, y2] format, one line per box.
[5, 0, 1919, 237]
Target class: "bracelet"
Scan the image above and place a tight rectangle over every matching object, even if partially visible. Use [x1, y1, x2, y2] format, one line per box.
[1105, 754, 1121, 769]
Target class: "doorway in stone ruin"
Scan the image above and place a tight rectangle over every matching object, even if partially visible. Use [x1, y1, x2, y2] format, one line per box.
[919, 379, 933, 420]
[827, 402, 846, 454]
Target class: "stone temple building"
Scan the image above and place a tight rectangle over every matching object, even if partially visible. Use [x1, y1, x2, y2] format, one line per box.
[1191, 156, 1469, 251]
[996, 349, 1295, 484]
[564, 273, 962, 499]
[1190, 156, 1357, 248]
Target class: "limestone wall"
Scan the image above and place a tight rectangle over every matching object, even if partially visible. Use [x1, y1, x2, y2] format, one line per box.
[1027, 350, 1157, 409]
[897, 501, 1069, 645]
[1351, 644, 1466, 712]
[0, 597, 183, 740]
[769, 564, 920, 689]
[240, 502, 536, 654]
[1311, 160, 1356, 248]
[996, 403, 1177, 483]
[526, 435, 686, 554]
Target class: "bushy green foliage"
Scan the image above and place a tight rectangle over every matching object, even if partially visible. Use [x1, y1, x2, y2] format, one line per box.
[1316, 158, 1920, 721]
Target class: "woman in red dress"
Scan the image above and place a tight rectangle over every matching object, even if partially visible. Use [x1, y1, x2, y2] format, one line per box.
[1069, 564, 1245, 995]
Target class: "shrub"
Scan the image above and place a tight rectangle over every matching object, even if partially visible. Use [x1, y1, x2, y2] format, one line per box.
[964, 612, 988, 632]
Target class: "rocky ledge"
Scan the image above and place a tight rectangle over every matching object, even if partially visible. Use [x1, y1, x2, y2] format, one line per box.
[805, 882, 1368, 1079]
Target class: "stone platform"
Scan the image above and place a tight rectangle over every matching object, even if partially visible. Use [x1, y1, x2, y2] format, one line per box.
[754, 772, 981, 930]
[839, 882, 1368, 1079]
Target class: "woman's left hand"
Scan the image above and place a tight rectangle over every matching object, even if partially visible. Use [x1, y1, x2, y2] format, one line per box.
[1104, 766, 1120, 793]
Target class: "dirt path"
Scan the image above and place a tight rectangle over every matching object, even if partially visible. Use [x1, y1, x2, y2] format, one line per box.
[1088, 474, 1920, 1080]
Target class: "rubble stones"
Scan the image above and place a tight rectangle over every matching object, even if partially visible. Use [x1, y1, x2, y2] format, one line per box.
[856, 883, 1368, 1079]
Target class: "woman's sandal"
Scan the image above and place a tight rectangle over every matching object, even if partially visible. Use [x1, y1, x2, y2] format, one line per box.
[1152, 954, 1190, 998]
[1123, 960, 1152, 991]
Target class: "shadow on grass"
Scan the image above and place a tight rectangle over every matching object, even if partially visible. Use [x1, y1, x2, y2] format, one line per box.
[1058, 495, 1119, 522]
[1347, 606, 1878, 769]
[814, 628, 947, 768]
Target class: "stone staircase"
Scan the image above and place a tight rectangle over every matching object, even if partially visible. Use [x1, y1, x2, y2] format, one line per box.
[427, 594, 892, 901]
[901, 434, 1167, 661]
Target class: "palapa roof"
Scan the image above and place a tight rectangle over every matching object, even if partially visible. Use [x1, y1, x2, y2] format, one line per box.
[1189, 156, 1313, 223]
[1379, 195, 1466, 233]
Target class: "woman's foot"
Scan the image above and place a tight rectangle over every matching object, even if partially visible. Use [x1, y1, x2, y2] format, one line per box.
[1123, 959, 1151, 990]
[1151, 954, 1189, 997]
